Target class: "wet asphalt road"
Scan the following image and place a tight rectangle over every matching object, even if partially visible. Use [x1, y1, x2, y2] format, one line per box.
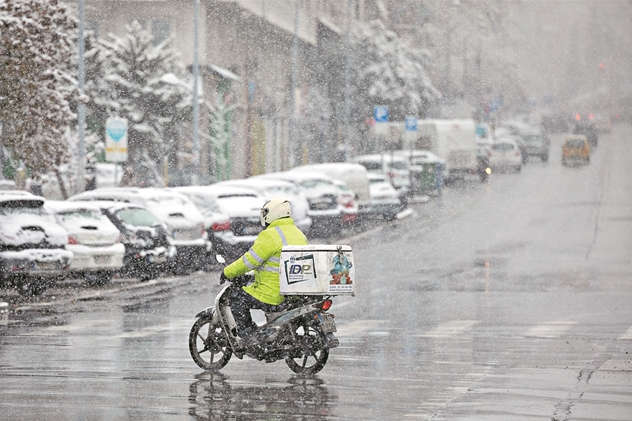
[1, 124, 632, 420]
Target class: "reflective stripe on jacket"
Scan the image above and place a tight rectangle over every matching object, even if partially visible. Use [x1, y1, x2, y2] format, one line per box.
[223, 217, 308, 305]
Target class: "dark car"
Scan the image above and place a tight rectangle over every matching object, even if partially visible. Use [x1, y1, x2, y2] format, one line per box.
[573, 123, 598, 148]
[92, 202, 175, 281]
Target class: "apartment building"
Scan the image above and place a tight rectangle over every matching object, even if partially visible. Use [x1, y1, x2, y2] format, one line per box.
[84, 0, 375, 180]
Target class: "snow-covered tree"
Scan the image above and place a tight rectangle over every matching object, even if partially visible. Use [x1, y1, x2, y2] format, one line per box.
[349, 20, 440, 123]
[97, 20, 193, 187]
[0, 0, 76, 176]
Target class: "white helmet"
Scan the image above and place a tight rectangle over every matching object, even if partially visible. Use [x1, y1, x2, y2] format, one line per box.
[260, 198, 291, 227]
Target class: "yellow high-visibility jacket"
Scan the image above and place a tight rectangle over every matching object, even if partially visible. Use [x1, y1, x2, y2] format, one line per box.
[223, 217, 308, 305]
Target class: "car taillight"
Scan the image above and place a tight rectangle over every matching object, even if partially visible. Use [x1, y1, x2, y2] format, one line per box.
[200, 222, 206, 237]
[386, 171, 395, 178]
[344, 201, 355, 208]
[67, 236, 78, 245]
[212, 221, 231, 232]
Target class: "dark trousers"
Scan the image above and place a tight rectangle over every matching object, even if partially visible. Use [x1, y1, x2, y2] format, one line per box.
[228, 287, 269, 337]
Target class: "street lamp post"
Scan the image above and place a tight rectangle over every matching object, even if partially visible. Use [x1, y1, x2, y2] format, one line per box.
[289, 0, 300, 168]
[192, 0, 200, 185]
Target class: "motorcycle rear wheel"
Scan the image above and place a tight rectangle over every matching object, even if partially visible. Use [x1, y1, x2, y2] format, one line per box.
[285, 322, 329, 375]
[189, 317, 232, 371]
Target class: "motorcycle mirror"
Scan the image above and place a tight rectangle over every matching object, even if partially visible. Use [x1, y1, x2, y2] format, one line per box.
[215, 254, 226, 265]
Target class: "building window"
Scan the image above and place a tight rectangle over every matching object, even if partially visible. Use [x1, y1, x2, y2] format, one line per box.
[152, 20, 170, 45]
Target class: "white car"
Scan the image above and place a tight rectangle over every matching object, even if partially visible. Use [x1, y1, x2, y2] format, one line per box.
[0, 194, 72, 296]
[288, 163, 371, 216]
[366, 173, 401, 221]
[489, 139, 523, 172]
[215, 178, 312, 234]
[253, 171, 343, 236]
[69, 188, 209, 273]
[46, 201, 125, 285]
[352, 154, 411, 191]
[174, 185, 266, 261]
[331, 180, 358, 224]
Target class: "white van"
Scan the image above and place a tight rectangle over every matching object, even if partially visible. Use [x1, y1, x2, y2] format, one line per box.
[416, 119, 482, 181]
[352, 154, 411, 191]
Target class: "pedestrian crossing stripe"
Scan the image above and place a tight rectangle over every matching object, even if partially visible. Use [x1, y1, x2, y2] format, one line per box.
[523, 321, 577, 338]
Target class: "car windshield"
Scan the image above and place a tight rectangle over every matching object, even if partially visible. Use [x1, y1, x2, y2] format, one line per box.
[0, 201, 48, 216]
[358, 162, 382, 171]
[57, 210, 102, 223]
[493, 143, 515, 151]
[523, 135, 542, 143]
[387, 161, 408, 170]
[299, 179, 333, 189]
[565, 139, 585, 148]
[115, 208, 162, 227]
[186, 194, 221, 214]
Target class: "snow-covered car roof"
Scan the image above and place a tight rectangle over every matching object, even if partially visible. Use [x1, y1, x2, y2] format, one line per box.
[290, 162, 368, 176]
[0, 190, 35, 197]
[45, 200, 104, 213]
[353, 154, 408, 163]
[254, 171, 336, 184]
[174, 185, 261, 199]
[75, 200, 147, 214]
[217, 177, 299, 192]
[0, 194, 45, 205]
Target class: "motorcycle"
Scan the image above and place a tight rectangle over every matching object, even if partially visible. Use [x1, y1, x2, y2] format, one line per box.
[188, 255, 340, 375]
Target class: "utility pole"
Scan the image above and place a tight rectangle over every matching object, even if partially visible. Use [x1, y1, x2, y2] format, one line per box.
[191, 0, 200, 185]
[289, 0, 300, 168]
[77, 0, 86, 193]
[344, 0, 353, 163]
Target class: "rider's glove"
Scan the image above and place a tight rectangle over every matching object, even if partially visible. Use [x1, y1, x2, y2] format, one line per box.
[219, 271, 230, 285]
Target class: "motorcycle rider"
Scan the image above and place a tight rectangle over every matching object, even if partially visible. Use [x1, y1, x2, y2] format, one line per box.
[220, 198, 308, 345]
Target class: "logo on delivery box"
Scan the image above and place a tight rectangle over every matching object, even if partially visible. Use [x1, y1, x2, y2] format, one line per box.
[284, 255, 316, 284]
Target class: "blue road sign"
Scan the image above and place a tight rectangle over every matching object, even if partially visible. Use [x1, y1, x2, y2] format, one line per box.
[405, 116, 418, 131]
[374, 106, 388, 123]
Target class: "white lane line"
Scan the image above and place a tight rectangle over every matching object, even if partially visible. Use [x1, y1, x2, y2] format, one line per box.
[619, 326, 632, 340]
[416, 320, 479, 338]
[524, 321, 577, 338]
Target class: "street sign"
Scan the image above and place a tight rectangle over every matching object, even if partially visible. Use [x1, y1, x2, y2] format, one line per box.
[105, 117, 128, 162]
[405, 116, 418, 131]
[373, 106, 388, 123]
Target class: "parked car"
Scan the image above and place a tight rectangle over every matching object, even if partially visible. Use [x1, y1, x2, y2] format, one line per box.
[288, 163, 371, 216]
[366, 173, 401, 221]
[332, 179, 358, 224]
[0, 194, 72, 296]
[489, 139, 523, 173]
[562, 135, 590, 166]
[69, 188, 209, 274]
[90, 201, 175, 281]
[175, 185, 265, 261]
[253, 171, 343, 236]
[352, 154, 411, 192]
[497, 127, 528, 165]
[45, 201, 125, 286]
[520, 129, 550, 162]
[573, 123, 598, 148]
[214, 178, 312, 234]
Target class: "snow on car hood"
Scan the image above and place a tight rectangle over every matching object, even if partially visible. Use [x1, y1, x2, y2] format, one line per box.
[52, 211, 120, 245]
[0, 211, 68, 247]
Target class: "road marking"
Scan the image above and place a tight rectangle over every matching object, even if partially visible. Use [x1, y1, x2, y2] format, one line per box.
[524, 321, 577, 338]
[619, 326, 632, 340]
[416, 320, 479, 338]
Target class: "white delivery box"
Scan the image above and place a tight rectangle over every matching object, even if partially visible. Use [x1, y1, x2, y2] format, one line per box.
[280, 245, 355, 296]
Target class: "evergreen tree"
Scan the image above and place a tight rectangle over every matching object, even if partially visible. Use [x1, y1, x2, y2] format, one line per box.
[0, 0, 76, 176]
[349, 20, 440, 122]
[98, 20, 192, 186]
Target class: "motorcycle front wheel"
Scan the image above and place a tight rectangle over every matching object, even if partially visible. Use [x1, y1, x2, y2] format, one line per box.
[285, 322, 329, 375]
[189, 316, 232, 371]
